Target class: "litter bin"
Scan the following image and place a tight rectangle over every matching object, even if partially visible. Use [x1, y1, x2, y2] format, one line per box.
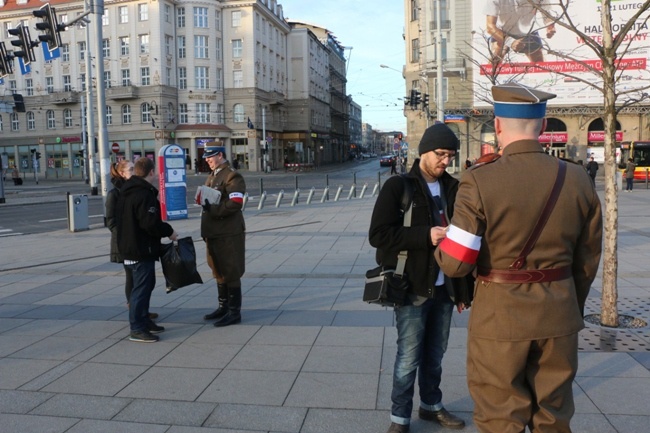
[67, 192, 89, 232]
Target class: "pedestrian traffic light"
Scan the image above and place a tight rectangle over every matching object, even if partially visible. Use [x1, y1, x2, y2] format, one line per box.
[0, 42, 13, 78]
[8, 25, 36, 66]
[422, 94, 430, 109]
[33, 4, 65, 52]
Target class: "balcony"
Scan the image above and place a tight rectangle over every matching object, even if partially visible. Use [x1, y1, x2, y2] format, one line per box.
[107, 85, 139, 100]
[430, 20, 452, 31]
[49, 91, 81, 104]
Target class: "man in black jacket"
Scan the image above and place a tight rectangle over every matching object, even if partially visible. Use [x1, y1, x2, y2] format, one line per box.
[369, 124, 466, 433]
[117, 157, 177, 343]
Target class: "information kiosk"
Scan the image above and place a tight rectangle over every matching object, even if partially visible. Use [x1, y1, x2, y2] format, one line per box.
[157, 144, 188, 221]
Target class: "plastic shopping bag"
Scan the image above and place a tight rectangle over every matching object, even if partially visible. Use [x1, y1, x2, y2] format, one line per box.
[160, 237, 203, 293]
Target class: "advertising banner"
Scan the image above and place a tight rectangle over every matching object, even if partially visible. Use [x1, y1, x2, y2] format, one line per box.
[471, 0, 650, 107]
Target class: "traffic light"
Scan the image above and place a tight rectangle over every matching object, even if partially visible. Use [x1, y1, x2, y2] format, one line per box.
[36, 151, 42, 160]
[8, 25, 36, 66]
[413, 90, 422, 108]
[33, 4, 64, 52]
[422, 94, 430, 109]
[404, 93, 412, 107]
[0, 42, 12, 77]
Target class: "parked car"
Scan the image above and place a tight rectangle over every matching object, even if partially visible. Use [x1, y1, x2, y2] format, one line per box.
[380, 155, 396, 167]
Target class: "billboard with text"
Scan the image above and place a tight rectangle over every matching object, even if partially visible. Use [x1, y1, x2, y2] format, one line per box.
[471, 0, 650, 107]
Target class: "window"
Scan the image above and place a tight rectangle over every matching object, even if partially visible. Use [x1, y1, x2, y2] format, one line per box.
[9, 80, 16, 94]
[47, 110, 56, 129]
[119, 6, 128, 24]
[179, 104, 188, 124]
[194, 7, 208, 28]
[63, 75, 72, 92]
[195, 35, 208, 58]
[177, 7, 185, 27]
[433, 77, 449, 103]
[195, 103, 210, 123]
[61, 44, 70, 62]
[177, 36, 186, 58]
[122, 105, 131, 124]
[138, 4, 148, 21]
[215, 10, 221, 30]
[104, 71, 111, 88]
[411, 38, 419, 63]
[46, 77, 54, 93]
[139, 34, 149, 54]
[215, 38, 222, 60]
[26, 79, 33, 96]
[165, 5, 171, 23]
[64, 109, 73, 127]
[232, 39, 242, 58]
[411, 0, 418, 21]
[102, 10, 109, 26]
[102, 39, 110, 58]
[233, 70, 243, 88]
[141, 103, 151, 123]
[11, 113, 19, 131]
[106, 106, 112, 125]
[165, 35, 173, 56]
[195, 66, 209, 89]
[166, 67, 172, 86]
[216, 68, 222, 90]
[141, 67, 150, 86]
[232, 10, 241, 27]
[80, 74, 86, 91]
[178, 67, 187, 89]
[27, 112, 35, 130]
[120, 36, 129, 56]
[121, 69, 131, 86]
[167, 103, 175, 123]
[216, 104, 224, 123]
[233, 104, 245, 123]
[78, 41, 86, 60]
[0, 115, 3, 132]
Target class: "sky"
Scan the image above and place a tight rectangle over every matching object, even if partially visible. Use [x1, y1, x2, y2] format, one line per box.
[279, 0, 407, 133]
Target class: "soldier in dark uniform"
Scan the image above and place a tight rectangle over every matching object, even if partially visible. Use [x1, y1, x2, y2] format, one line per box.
[435, 83, 603, 433]
[201, 143, 247, 327]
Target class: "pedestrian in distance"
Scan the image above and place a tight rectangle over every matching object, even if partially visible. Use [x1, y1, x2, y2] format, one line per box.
[390, 156, 397, 175]
[369, 123, 467, 433]
[106, 160, 160, 321]
[435, 83, 603, 433]
[586, 156, 598, 186]
[625, 158, 636, 191]
[117, 157, 178, 343]
[201, 143, 247, 327]
[11, 164, 22, 185]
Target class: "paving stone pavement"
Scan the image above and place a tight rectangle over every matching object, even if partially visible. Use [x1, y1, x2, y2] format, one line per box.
[0, 179, 649, 433]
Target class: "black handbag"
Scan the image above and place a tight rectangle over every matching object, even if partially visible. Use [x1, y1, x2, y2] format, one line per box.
[160, 237, 203, 293]
[363, 266, 409, 307]
[364, 186, 413, 307]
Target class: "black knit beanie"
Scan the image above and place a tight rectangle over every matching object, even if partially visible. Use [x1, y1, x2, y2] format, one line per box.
[418, 123, 459, 155]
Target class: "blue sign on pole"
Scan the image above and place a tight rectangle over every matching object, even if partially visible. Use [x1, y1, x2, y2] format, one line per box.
[41, 42, 61, 60]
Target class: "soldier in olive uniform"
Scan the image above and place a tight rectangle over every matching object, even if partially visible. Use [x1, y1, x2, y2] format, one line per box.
[201, 143, 247, 327]
[435, 83, 603, 433]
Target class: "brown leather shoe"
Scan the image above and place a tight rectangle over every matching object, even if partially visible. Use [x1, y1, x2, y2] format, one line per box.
[419, 407, 465, 429]
[386, 422, 409, 433]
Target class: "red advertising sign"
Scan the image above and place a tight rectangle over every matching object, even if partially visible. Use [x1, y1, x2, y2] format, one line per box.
[538, 132, 568, 143]
[587, 131, 623, 142]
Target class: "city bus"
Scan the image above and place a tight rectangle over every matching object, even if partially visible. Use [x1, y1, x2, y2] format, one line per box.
[620, 141, 650, 181]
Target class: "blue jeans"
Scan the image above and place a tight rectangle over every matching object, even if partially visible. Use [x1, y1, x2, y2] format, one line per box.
[626, 178, 634, 191]
[390, 287, 454, 425]
[125, 260, 155, 333]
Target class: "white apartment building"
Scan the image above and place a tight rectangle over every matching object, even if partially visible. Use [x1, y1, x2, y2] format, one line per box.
[0, 0, 353, 177]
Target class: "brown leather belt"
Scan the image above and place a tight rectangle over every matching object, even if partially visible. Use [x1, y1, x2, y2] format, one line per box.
[478, 266, 572, 283]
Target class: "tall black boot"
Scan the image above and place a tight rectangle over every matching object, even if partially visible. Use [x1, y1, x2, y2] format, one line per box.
[204, 283, 229, 321]
[214, 286, 241, 327]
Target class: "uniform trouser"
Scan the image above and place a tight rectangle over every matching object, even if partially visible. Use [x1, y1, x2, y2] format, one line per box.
[467, 333, 578, 433]
[390, 287, 453, 424]
[205, 234, 245, 286]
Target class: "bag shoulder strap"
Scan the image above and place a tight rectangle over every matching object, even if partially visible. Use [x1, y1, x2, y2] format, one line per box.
[510, 160, 567, 270]
[395, 176, 414, 276]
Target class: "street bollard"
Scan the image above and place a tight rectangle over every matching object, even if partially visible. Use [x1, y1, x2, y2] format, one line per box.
[306, 187, 316, 204]
[325, 174, 330, 201]
[347, 184, 356, 200]
[353, 172, 357, 198]
[377, 171, 381, 190]
[259, 178, 264, 197]
[372, 183, 380, 197]
[242, 192, 249, 211]
[321, 186, 329, 203]
[359, 183, 368, 199]
[646, 168, 649, 189]
[334, 185, 343, 201]
[295, 175, 299, 191]
[291, 189, 300, 206]
[275, 189, 284, 208]
[257, 191, 267, 210]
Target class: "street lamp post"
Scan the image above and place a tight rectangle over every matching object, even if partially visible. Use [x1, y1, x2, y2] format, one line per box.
[435, 0, 445, 123]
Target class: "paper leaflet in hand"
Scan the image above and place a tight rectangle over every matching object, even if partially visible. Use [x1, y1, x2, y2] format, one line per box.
[195, 185, 222, 205]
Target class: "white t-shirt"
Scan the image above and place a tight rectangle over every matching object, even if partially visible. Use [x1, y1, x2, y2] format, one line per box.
[484, 0, 546, 37]
[428, 181, 446, 287]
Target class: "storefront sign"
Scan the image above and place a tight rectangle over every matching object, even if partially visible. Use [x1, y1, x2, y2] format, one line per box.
[587, 131, 623, 142]
[538, 132, 569, 143]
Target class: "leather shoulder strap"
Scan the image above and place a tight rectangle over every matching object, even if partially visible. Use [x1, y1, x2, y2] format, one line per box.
[510, 160, 567, 270]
